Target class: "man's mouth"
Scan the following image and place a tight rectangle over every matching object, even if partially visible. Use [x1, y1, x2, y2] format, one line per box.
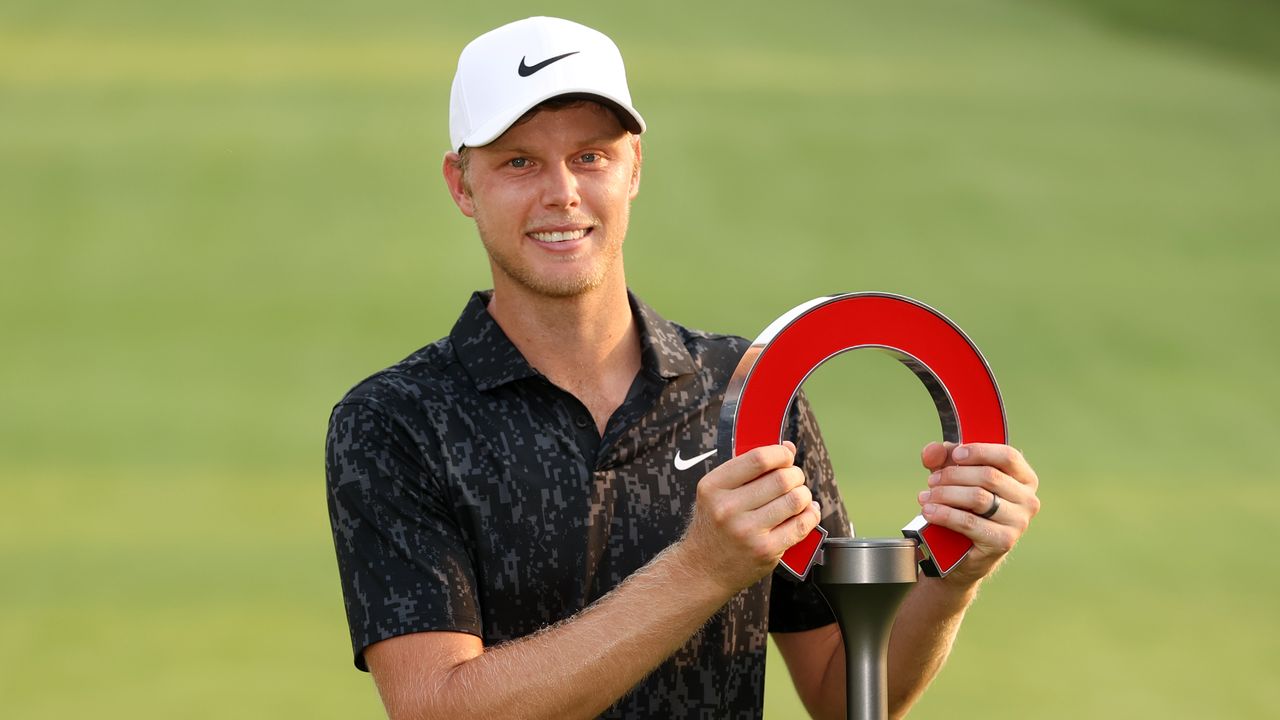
[528, 227, 592, 244]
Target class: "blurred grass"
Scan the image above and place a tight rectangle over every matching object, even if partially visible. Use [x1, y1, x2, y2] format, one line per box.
[2, 0, 1278, 717]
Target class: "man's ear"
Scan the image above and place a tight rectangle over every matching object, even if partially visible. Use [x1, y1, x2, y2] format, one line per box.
[628, 136, 642, 200]
[442, 151, 476, 217]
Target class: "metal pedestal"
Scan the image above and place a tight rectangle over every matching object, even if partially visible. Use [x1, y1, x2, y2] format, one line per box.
[814, 538, 919, 720]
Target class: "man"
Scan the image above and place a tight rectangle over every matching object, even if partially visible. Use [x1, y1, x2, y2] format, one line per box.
[326, 16, 1041, 720]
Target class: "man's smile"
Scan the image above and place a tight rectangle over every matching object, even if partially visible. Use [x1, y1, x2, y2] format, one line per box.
[525, 224, 597, 251]
[528, 227, 592, 243]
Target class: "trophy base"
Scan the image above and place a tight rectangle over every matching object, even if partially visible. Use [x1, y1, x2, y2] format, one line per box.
[814, 538, 919, 720]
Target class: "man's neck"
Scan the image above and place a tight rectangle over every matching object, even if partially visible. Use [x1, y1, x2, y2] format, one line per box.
[486, 275, 642, 434]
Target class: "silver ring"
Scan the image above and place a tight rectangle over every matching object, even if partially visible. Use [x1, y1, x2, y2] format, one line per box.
[978, 494, 1001, 520]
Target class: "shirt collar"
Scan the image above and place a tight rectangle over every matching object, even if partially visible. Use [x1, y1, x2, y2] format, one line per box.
[629, 292, 697, 380]
[450, 290, 696, 391]
[449, 291, 540, 391]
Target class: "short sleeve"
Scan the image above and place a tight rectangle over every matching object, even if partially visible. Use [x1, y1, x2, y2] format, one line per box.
[767, 389, 852, 633]
[326, 399, 481, 671]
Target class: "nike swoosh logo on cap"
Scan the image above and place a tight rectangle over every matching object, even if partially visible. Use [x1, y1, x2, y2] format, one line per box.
[518, 51, 580, 77]
[673, 449, 716, 471]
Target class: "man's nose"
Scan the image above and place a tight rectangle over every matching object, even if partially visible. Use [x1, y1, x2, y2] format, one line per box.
[540, 162, 581, 209]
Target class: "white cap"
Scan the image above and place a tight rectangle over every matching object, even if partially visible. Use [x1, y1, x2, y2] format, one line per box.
[449, 17, 646, 151]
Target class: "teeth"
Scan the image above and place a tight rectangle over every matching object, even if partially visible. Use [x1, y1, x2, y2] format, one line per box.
[530, 229, 588, 243]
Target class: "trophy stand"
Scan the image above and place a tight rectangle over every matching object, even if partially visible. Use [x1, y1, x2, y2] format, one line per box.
[813, 538, 919, 720]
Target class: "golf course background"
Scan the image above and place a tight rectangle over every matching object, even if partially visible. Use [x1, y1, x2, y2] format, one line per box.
[2, 0, 1277, 717]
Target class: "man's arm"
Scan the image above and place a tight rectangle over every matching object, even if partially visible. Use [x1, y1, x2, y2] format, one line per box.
[367, 443, 822, 720]
[774, 442, 1041, 720]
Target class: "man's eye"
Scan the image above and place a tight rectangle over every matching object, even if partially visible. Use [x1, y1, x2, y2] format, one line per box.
[579, 153, 598, 163]
[508, 158, 528, 168]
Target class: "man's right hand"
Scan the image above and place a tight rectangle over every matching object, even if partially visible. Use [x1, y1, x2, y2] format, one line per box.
[678, 441, 823, 593]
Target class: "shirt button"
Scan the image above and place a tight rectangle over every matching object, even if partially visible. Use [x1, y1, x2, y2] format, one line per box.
[575, 415, 592, 429]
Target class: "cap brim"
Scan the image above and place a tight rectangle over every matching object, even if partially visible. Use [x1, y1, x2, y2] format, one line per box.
[460, 90, 645, 150]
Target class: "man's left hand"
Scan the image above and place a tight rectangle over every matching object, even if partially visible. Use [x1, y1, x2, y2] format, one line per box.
[916, 442, 1041, 586]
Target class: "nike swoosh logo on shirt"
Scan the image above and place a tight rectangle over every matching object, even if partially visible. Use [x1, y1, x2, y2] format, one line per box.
[673, 449, 716, 471]
[517, 51, 580, 77]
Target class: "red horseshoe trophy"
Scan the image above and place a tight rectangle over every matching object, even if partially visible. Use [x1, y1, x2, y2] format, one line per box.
[717, 292, 1007, 720]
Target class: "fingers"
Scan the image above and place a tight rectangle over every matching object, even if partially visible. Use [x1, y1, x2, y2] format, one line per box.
[917, 500, 1020, 557]
[923, 454, 1039, 521]
[919, 442, 1036, 484]
[769, 499, 822, 548]
[686, 442, 821, 592]
[707, 461, 812, 527]
[703, 444, 796, 491]
[927, 462, 1020, 499]
[700, 443, 810, 516]
[737, 465, 805, 511]
[914, 442, 1043, 584]
[693, 442, 812, 539]
[918, 442, 1039, 500]
[749, 477, 813, 529]
[919, 484, 1032, 533]
[950, 443, 1038, 490]
[920, 441, 956, 472]
[918, 484, 999, 519]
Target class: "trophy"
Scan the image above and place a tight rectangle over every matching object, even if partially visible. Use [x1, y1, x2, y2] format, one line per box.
[718, 293, 1007, 720]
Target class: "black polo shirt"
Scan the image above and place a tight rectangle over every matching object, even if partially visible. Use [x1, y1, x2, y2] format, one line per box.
[326, 290, 850, 719]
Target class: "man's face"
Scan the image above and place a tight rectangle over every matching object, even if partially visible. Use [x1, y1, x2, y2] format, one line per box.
[443, 102, 642, 299]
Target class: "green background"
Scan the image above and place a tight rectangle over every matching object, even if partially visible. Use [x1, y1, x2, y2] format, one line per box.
[2, 0, 1277, 717]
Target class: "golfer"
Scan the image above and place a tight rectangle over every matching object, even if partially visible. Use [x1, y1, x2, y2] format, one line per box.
[326, 16, 1041, 720]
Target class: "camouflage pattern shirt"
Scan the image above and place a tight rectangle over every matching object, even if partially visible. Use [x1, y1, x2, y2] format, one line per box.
[325, 290, 850, 719]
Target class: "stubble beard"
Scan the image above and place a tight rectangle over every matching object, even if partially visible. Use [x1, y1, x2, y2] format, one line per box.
[474, 207, 627, 299]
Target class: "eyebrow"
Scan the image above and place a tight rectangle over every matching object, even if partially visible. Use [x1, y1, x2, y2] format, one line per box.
[487, 145, 531, 156]
[578, 131, 629, 147]
[488, 133, 629, 155]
